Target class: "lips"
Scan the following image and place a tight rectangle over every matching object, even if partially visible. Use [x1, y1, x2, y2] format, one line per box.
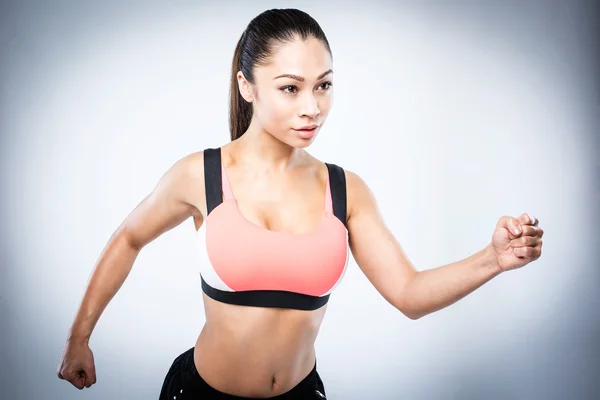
[293, 125, 319, 139]
[295, 124, 319, 131]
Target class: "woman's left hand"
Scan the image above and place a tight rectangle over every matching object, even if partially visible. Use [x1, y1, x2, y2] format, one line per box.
[490, 213, 544, 272]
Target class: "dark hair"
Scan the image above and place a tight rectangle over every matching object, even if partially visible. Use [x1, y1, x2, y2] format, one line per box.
[229, 9, 332, 141]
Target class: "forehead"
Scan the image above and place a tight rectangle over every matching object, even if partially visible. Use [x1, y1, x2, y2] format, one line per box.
[258, 36, 332, 79]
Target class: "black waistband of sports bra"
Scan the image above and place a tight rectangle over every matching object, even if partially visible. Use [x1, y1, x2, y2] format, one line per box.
[201, 276, 330, 311]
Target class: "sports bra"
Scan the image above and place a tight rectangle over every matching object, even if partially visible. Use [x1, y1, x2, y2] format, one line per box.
[196, 147, 349, 311]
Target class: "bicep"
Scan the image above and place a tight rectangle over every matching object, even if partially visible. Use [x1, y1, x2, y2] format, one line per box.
[118, 153, 204, 250]
[346, 170, 417, 309]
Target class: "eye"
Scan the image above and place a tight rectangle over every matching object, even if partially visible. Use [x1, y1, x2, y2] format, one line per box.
[319, 81, 333, 91]
[281, 85, 298, 94]
[280, 81, 333, 95]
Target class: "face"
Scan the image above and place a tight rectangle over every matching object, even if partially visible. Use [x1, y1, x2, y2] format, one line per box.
[237, 36, 334, 148]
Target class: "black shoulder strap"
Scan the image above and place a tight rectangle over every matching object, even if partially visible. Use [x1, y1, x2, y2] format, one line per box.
[203, 148, 222, 215]
[325, 163, 347, 229]
[205, 150, 346, 226]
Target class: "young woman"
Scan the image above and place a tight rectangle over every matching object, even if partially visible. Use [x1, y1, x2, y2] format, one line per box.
[56, 8, 544, 399]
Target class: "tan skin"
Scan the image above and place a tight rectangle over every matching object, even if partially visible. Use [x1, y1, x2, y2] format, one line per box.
[57, 35, 544, 396]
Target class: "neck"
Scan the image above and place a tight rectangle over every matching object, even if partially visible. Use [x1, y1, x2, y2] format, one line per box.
[231, 119, 306, 171]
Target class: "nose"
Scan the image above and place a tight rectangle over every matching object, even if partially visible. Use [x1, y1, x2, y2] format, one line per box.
[298, 92, 320, 119]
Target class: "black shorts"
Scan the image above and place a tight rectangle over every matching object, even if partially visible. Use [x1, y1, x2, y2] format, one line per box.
[159, 347, 327, 399]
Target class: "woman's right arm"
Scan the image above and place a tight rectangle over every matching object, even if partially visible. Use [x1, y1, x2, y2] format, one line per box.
[57, 151, 205, 389]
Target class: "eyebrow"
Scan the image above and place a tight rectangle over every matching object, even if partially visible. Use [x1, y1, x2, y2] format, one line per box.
[273, 69, 333, 82]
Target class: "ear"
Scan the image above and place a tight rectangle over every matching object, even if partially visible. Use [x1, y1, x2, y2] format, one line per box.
[237, 71, 255, 103]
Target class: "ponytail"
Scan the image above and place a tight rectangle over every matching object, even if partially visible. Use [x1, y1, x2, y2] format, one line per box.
[228, 33, 253, 141]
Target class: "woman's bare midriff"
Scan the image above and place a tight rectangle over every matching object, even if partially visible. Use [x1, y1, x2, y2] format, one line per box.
[193, 293, 327, 398]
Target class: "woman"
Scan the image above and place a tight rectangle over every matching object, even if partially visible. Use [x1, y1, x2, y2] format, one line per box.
[56, 8, 544, 399]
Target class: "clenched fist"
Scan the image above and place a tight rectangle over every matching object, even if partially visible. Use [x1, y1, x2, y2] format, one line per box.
[57, 338, 97, 390]
[490, 213, 544, 272]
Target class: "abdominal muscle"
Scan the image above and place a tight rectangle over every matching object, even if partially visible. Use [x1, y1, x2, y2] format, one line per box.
[193, 293, 328, 397]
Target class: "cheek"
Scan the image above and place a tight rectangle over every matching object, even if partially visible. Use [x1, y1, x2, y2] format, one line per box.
[320, 95, 333, 115]
[257, 93, 294, 125]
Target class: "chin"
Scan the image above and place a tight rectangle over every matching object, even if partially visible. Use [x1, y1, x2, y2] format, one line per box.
[273, 131, 317, 149]
[292, 142, 313, 149]
[291, 136, 317, 149]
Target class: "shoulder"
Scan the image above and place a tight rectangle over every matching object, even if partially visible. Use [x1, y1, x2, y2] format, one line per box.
[342, 167, 377, 224]
[321, 161, 376, 222]
[322, 161, 369, 200]
[169, 150, 206, 181]
[156, 149, 211, 218]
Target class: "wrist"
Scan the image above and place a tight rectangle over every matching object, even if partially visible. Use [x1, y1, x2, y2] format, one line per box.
[484, 243, 504, 275]
[67, 330, 91, 344]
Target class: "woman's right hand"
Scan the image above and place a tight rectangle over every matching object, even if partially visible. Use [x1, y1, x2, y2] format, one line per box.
[55, 152, 204, 390]
[57, 339, 97, 390]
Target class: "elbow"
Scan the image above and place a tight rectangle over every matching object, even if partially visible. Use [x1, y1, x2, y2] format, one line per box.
[395, 297, 424, 320]
[401, 308, 423, 320]
[394, 272, 424, 320]
[409, 312, 425, 320]
[115, 225, 143, 252]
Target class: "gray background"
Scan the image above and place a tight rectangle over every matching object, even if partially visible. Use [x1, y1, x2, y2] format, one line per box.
[1, 0, 599, 398]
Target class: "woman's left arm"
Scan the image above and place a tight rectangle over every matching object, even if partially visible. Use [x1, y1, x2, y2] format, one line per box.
[345, 170, 544, 320]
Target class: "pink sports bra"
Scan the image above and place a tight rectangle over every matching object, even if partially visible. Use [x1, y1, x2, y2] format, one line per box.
[196, 147, 349, 310]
